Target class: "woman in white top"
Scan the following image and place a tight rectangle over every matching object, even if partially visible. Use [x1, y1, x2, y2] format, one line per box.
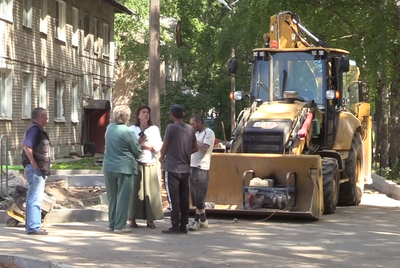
[128, 105, 164, 229]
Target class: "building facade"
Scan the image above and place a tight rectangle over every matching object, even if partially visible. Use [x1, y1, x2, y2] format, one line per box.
[0, 0, 131, 165]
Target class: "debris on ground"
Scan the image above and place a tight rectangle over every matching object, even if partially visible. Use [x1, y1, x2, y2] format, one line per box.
[0, 174, 107, 211]
[1, 173, 170, 211]
[45, 181, 107, 210]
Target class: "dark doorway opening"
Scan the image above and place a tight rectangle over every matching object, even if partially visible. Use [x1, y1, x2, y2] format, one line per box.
[82, 100, 111, 154]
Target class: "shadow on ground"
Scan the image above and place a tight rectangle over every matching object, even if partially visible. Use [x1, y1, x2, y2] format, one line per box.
[1, 205, 400, 267]
[1, 189, 400, 268]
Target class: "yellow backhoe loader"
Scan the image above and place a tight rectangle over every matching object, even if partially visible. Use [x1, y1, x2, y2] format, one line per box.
[204, 11, 372, 220]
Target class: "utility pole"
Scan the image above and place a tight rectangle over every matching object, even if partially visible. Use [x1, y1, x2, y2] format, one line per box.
[149, 0, 161, 127]
[230, 0, 236, 134]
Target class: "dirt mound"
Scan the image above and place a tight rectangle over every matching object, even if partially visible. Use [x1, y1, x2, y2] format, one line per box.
[45, 181, 106, 209]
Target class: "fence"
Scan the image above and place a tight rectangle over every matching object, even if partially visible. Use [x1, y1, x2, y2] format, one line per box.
[0, 134, 9, 195]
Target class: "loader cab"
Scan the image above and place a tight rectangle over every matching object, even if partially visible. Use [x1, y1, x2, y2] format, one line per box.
[248, 50, 326, 107]
[231, 48, 352, 150]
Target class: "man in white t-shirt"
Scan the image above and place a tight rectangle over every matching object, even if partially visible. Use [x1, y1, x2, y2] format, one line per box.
[188, 114, 215, 231]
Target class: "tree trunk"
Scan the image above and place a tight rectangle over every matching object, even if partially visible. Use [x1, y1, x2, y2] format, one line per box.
[388, 4, 400, 168]
[389, 67, 400, 168]
[376, 71, 390, 169]
[149, 0, 161, 128]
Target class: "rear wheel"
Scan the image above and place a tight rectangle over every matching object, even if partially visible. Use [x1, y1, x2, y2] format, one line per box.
[338, 132, 364, 206]
[322, 158, 340, 214]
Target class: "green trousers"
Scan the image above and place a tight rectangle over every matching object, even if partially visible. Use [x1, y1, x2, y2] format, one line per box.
[104, 171, 134, 230]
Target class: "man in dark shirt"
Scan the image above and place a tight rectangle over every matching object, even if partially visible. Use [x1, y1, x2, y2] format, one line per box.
[160, 104, 198, 234]
[21, 107, 50, 235]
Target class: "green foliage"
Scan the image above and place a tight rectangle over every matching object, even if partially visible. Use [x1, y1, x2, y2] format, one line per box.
[51, 158, 101, 170]
[115, 0, 400, 159]
[130, 83, 226, 136]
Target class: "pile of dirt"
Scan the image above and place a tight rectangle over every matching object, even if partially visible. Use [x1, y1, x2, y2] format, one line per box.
[45, 181, 106, 209]
[1, 173, 169, 212]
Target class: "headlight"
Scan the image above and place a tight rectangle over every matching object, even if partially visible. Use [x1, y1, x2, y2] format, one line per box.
[230, 91, 244, 101]
[326, 90, 335, 100]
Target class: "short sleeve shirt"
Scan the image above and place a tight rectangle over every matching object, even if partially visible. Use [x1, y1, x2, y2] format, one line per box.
[23, 126, 41, 149]
[164, 122, 196, 173]
[190, 128, 215, 170]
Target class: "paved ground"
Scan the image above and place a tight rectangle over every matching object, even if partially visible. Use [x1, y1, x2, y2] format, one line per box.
[1, 187, 400, 268]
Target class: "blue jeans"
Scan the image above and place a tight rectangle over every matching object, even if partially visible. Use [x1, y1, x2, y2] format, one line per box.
[24, 164, 46, 233]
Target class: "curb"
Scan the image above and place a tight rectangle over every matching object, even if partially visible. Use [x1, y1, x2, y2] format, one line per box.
[51, 170, 103, 175]
[372, 173, 400, 200]
[0, 254, 74, 268]
[0, 209, 108, 225]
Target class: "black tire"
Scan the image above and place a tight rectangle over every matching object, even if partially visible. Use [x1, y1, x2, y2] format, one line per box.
[338, 132, 365, 206]
[322, 158, 340, 215]
[6, 218, 19, 227]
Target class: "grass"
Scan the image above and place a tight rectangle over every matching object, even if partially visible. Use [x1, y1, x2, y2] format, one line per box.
[1, 165, 24, 170]
[51, 157, 102, 170]
[1, 157, 102, 171]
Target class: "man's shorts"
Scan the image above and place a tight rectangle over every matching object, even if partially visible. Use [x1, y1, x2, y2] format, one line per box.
[189, 167, 209, 210]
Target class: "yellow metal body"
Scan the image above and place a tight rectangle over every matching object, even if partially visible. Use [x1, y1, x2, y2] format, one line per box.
[6, 209, 46, 227]
[252, 101, 305, 120]
[203, 11, 372, 220]
[205, 153, 323, 219]
[356, 103, 372, 183]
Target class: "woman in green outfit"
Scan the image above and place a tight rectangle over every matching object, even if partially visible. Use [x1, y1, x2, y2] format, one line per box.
[128, 105, 164, 229]
[103, 105, 142, 233]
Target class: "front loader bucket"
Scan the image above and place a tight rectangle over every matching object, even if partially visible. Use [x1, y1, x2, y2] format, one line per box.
[201, 153, 323, 220]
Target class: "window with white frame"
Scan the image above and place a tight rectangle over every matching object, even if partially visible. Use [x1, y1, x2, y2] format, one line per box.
[71, 83, 78, 123]
[103, 23, 110, 56]
[83, 74, 91, 97]
[54, 80, 65, 121]
[39, 77, 46, 109]
[72, 7, 79, 47]
[83, 15, 90, 49]
[40, 0, 47, 33]
[93, 83, 101, 99]
[102, 85, 110, 101]
[0, 69, 13, 119]
[94, 19, 99, 53]
[22, 73, 32, 118]
[55, 0, 66, 41]
[23, 0, 32, 28]
[0, 0, 13, 22]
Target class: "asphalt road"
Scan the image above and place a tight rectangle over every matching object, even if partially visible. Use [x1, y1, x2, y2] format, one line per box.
[1, 186, 400, 268]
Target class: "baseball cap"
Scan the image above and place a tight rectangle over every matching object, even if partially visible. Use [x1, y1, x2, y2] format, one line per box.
[169, 104, 184, 115]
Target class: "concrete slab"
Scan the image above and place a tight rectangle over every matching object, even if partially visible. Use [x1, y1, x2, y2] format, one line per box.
[372, 173, 400, 200]
[65, 175, 105, 188]
[100, 192, 108, 205]
[0, 254, 73, 268]
[51, 170, 103, 175]
[0, 210, 7, 223]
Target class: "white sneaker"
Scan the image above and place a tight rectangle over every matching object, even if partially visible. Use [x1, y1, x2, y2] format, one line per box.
[199, 220, 208, 228]
[114, 228, 132, 234]
[188, 221, 200, 231]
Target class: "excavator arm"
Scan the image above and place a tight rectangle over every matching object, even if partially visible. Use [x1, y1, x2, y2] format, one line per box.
[264, 11, 329, 49]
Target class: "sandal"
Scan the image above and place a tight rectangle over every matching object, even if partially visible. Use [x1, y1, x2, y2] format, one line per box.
[147, 221, 156, 229]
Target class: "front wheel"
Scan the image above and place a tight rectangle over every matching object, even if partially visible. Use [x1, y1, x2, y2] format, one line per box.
[338, 132, 364, 206]
[322, 158, 340, 214]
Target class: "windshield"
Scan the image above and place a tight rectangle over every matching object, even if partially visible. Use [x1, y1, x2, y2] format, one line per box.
[251, 52, 325, 107]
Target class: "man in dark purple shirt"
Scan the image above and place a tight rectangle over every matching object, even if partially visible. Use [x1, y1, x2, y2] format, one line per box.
[21, 107, 50, 235]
